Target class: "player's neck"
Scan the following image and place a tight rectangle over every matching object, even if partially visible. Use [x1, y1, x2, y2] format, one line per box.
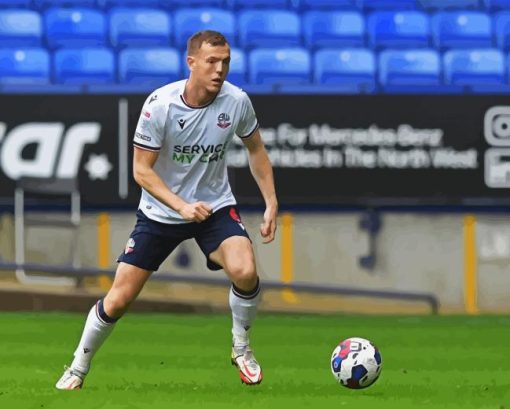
[183, 81, 218, 108]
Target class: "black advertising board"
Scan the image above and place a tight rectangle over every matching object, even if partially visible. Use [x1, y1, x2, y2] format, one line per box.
[0, 94, 508, 207]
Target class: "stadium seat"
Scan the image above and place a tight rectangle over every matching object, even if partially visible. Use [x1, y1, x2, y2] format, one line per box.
[45, 8, 106, 49]
[119, 48, 181, 86]
[101, 0, 160, 7]
[249, 48, 310, 85]
[303, 11, 364, 48]
[0, 0, 32, 7]
[0, 10, 42, 47]
[357, 0, 417, 10]
[0, 48, 49, 84]
[297, 0, 357, 9]
[417, 0, 480, 9]
[314, 48, 375, 92]
[54, 47, 115, 84]
[160, 0, 225, 8]
[109, 8, 171, 48]
[495, 12, 510, 50]
[484, 0, 510, 9]
[238, 10, 301, 49]
[443, 49, 505, 88]
[432, 12, 492, 49]
[174, 8, 235, 49]
[367, 11, 430, 49]
[379, 49, 440, 91]
[34, 0, 97, 8]
[230, 0, 289, 8]
[227, 48, 247, 86]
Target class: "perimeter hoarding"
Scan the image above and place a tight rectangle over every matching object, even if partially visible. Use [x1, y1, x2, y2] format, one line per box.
[0, 94, 508, 207]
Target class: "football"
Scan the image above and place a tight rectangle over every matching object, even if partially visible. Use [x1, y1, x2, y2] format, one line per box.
[330, 337, 382, 389]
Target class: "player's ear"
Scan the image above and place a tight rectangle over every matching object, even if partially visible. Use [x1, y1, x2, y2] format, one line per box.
[187, 55, 196, 72]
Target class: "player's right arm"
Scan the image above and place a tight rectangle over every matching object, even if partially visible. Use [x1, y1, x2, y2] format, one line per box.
[133, 147, 212, 222]
[133, 91, 211, 222]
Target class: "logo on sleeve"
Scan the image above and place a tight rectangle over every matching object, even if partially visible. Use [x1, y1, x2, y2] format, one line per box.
[178, 118, 186, 130]
[143, 111, 151, 118]
[217, 113, 231, 129]
[149, 94, 158, 104]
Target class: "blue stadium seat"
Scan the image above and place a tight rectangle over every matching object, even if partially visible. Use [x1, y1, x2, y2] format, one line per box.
[230, 0, 288, 8]
[34, 0, 97, 8]
[0, 48, 49, 84]
[0, 0, 33, 7]
[227, 48, 247, 86]
[109, 8, 171, 48]
[357, 0, 417, 10]
[379, 49, 440, 90]
[367, 11, 430, 49]
[174, 8, 235, 49]
[249, 48, 310, 85]
[119, 48, 181, 85]
[101, 0, 160, 7]
[432, 12, 492, 49]
[303, 11, 364, 48]
[484, 0, 510, 9]
[314, 48, 375, 92]
[239, 10, 301, 49]
[495, 12, 510, 50]
[297, 0, 357, 9]
[418, 0, 480, 9]
[443, 49, 505, 88]
[160, 0, 225, 8]
[45, 8, 106, 49]
[0, 10, 42, 47]
[54, 47, 115, 84]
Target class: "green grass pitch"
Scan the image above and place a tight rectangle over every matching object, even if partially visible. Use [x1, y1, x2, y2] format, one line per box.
[0, 313, 508, 409]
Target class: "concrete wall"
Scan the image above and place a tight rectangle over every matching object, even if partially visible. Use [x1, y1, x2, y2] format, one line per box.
[0, 210, 508, 313]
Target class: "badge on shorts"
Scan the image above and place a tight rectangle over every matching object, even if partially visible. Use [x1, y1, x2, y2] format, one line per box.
[125, 238, 135, 254]
[230, 207, 245, 230]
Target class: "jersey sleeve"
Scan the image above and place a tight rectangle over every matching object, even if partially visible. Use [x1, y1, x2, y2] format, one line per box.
[133, 92, 167, 152]
[235, 91, 259, 139]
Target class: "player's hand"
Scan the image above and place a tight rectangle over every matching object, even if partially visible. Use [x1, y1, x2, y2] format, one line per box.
[260, 205, 277, 244]
[178, 202, 213, 222]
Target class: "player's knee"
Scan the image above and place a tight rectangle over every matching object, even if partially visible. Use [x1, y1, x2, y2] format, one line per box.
[104, 292, 133, 317]
[228, 262, 257, 290]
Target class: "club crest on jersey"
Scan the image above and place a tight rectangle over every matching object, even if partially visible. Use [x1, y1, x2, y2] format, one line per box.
[125, 238, 135, 254]
[217, 113, 231, 129]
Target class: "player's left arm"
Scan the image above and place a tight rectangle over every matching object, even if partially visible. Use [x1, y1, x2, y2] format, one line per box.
[242, 129, 278, 243]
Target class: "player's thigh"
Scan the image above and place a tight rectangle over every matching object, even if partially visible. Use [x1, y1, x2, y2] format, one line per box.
[209, 236, 257, 283]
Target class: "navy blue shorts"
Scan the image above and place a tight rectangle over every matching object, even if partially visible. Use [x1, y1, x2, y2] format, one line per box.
[117, 205, 250, 271]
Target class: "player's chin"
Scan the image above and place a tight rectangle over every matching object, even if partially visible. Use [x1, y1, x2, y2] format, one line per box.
[208, 81, 223, 92]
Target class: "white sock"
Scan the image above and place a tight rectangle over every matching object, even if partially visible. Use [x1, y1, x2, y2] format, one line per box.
[229, 278, 261, 349]
[70, 299, 118, 375]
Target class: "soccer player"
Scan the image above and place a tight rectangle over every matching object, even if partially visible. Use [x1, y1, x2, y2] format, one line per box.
[56, 30, 277, 389]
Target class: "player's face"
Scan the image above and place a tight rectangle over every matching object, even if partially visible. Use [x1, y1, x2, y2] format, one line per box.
[189, 43, 230, 93]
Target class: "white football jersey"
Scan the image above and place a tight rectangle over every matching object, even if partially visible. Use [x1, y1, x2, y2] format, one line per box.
[133, 80, 258, 224]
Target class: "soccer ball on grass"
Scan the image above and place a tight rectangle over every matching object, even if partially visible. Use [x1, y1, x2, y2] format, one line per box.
[330, 337, 382, 389]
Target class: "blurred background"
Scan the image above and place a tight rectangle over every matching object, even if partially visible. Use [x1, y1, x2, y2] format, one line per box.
[1, 0, 510, 316]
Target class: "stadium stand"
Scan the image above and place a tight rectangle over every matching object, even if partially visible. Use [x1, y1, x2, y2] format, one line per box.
[238, 10, 301, 49]
[303, 11, 365, 48]
[0, 0, 509, 93]
[0, 10, 42, 47]
[314, 48, 375, 92]
[367, 11, 430, 49]
[174, 8, 235, 48]
[118, 47, 181, 86]
[109, 8, 171, 48]
[0, 48, 49, 84]
[54, 47, 114, 84]
[45, 8, 106, 49]
[249, 47, 310, 85]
